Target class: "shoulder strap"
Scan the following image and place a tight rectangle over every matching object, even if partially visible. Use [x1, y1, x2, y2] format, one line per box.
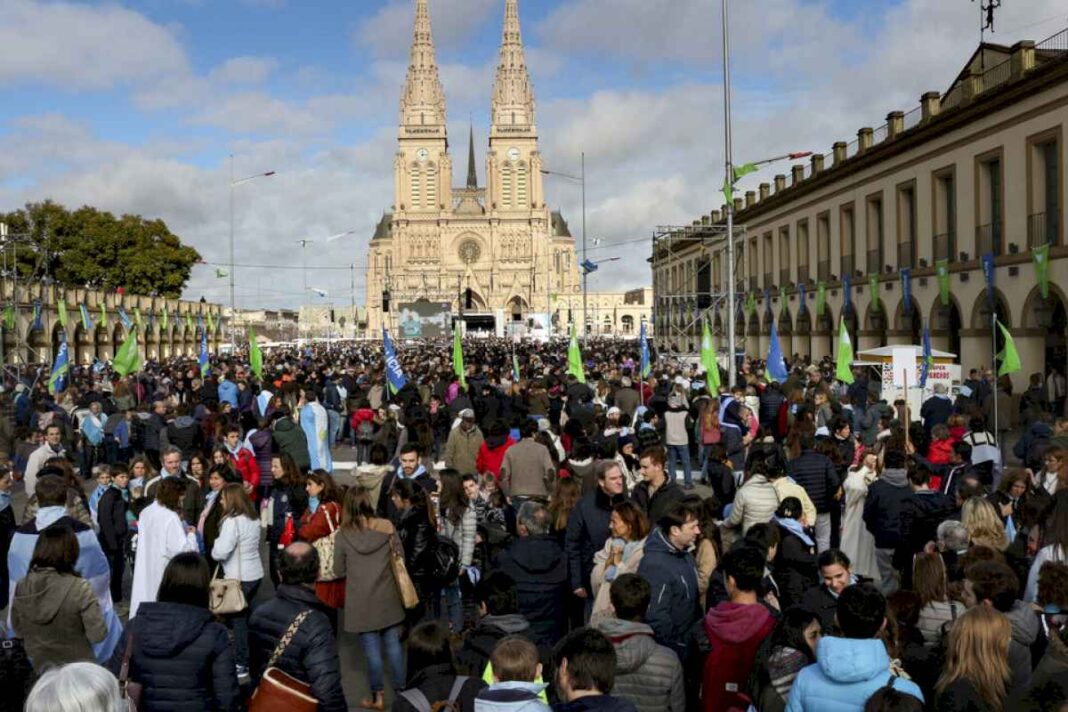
[448, 676, 469, 702]
[119, 632, 135, 687]
[267, 610, 311, 668]
[399, 689, 432, 712]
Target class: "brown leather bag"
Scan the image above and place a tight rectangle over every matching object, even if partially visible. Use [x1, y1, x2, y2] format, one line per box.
[118, 634, 143, 711]
[247, 611, 317, 712]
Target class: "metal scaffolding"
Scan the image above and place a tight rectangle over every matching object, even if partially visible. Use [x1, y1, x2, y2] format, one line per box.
[650, 222, 747, 354]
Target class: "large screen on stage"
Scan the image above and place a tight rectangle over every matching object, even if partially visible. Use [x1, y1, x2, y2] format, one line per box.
[397, 300, 453, 339]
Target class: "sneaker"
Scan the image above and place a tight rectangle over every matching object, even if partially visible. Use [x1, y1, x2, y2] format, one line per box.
[236, 665, 250, 683]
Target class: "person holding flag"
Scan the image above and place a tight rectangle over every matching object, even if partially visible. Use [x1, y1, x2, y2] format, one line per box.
[567, 324, 585, 384]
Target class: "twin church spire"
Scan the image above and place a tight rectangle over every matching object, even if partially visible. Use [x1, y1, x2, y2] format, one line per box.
[399, 0, 536, 136]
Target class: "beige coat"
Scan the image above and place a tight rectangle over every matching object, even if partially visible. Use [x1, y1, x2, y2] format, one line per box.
[589, 538, 646, 623]
[335, 517, 405, 633]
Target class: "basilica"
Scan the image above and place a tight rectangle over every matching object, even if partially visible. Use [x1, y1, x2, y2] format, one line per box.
[363, 0, 580, 336]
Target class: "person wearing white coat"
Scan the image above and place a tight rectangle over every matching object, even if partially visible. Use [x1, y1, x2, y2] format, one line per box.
[129, 479, 198, 618]
[211, 483, 265, 678]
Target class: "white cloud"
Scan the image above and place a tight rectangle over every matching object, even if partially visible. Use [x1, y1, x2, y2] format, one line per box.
[208, 57, 280, 85]
[0, 0, 189, 89]
[355, 0, 500, 59]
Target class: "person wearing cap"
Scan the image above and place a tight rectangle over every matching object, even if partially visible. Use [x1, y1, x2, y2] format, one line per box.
[614, 377, 640, 420]
[445, 409, 484, 477]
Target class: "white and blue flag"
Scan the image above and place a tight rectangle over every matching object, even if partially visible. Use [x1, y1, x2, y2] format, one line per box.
[383, 327, 408, 395]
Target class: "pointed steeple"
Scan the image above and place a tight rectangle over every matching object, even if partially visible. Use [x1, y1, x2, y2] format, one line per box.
[400, 0, 447, 131]
[490, 0, 535, 132]
[466, 124, 478, 189]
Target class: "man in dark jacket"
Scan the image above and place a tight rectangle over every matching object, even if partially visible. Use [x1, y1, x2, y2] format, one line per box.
[1014, 413, 1054, 472]
[249, 543, 346, 711]
[631, 445, 684, 524]
[160, 403, 201, 462]
[565, 460, 627, 606]
[272, 409, 311, 470]
[758, 382, 787, 435]
[142, 400, 167, 470]
[863, 449, 913, 595]
[456, 571, 546, 679]
[894, 464, 956, 588]
[495, 502, 568, 646]
[920, 384, 954, 438]
[787, 434, 839, 552]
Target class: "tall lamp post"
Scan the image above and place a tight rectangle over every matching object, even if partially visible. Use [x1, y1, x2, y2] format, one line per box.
[541, 153, 588, 343]
[229, 156, 275, 347]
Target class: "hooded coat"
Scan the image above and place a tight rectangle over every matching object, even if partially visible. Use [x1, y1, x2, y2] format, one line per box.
[702, 601, 776, 712]
[109, 601, 238, 712]
[784, 637, 924, 712]
[333, 518, 404, 633]
[862, 468, 913, 550]
[457, 613, 538, 678]
[495, 534, 568, 646]
[272, 416, 310, 471]
[593, 616, 685, 712]
[637, 529, 701, 660]
[12, 566, 108, 670]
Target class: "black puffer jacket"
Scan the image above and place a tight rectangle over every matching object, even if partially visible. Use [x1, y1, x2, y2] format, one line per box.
[863, 468, 912, 549]
[786, 449, 839, 512]
[564, 488, 625, 592]
[163, 416, 201, 460]
[495, 534, 568, 646]
[248, 584, 346, 712]
[396, 505, 436, 582]
[894, 490, 957, 582]
[772, 523, 818, 610]
[110, 602, 237, 712]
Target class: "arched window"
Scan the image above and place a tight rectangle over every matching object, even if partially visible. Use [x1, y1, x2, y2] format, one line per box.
[621, 315, 634, 334]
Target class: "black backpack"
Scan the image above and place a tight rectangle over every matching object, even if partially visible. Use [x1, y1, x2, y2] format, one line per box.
[432, 534, 461, 585]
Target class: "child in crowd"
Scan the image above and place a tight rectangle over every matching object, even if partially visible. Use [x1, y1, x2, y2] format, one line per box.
[474, 636, 551, 712]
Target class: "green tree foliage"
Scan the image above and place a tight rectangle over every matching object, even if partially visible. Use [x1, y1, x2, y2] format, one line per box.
[0, 200, 201, 298]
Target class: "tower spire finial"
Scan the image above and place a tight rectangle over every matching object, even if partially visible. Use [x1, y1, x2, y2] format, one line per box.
[466, 123, 478, 189]
[400, 0, 447, 130]
[491, 0, 535, 132]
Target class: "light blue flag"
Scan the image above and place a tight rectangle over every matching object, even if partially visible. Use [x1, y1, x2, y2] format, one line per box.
[920, 321, 933, 388]
[639, 321, 652, 379]
[766, 319, 789, 383]
[199, 330, 210, 377]
[116, 306, 133, 330]
[48, 333, 69, 395]
[383, 327, 408, 395]
[79, 303, 94, 331]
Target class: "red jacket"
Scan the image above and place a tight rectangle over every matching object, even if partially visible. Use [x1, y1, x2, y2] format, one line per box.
[702, 602, 776, 712]
[928, 438, 954, 465]
[350, 408, 375, 431]
[476, 437, 516, 478]
[230, 447, 261, 493]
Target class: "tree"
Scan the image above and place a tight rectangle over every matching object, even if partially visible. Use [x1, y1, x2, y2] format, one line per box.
[0, 200, 201, 298]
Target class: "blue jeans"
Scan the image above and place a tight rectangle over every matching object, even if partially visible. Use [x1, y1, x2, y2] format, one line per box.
[358, 625, 405, 693]
[666, 444, 693, 486]
[326, 409, 341, 447]
[444, 580, 464, 633]
[227, 579, 261, 667]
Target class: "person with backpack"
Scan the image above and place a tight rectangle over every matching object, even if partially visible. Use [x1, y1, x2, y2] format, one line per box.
[1014, 411, 1054, 474]
[395, 621, 486, 712]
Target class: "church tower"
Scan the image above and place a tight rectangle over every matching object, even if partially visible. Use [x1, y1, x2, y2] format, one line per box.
[487, 0, 543, 213]
[395, 0, 451, 215]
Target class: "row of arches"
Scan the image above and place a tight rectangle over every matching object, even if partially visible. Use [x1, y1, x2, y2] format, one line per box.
[3, 322, 221, 365]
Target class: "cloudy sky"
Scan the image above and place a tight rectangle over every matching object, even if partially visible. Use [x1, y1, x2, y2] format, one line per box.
[1, 0, 1065, 310]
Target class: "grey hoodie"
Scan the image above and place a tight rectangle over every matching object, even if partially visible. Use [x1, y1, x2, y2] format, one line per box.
[592, 617, 685, 712]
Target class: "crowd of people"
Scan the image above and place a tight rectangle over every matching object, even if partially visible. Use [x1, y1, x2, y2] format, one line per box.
[0, 336, 1066, 712]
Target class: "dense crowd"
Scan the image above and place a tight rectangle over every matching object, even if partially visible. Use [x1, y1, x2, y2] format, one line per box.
[0, 337, 1066, 712]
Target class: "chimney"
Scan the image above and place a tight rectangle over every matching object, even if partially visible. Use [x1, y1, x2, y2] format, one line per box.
[920, 91, 941, 122]
[832, 141, 848, 165]
[711, 209, 721, 223]
[857, 127, 874, 153]
[759, 183, 771, 200]
[791, 165, 805, 185]
[810, 154, 825, 174]
[733, 197, 743, 212]
[962, 68, 983, 104]
[745, 191, 756, 208]
[774, 174, 787, 192]
[1010, 40, 1036, 79]
[886, 111, 904, 140]
[701, 214, 711, 226]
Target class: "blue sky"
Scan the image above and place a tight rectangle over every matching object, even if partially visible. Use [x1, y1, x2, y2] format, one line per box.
[1, 0, 1065, 308]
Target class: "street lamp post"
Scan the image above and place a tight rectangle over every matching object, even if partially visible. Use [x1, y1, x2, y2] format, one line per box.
[229, 156, 275, 347]
[721, 0, 737, 388]
[296, 230, 356, 344]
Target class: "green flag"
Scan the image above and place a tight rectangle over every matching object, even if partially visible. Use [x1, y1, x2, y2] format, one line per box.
[701, 320, 721, 393]
[99, 303, 107, 329]
[816, 282, 827, 317]
[3, 304, 14, 331]
[744, 292, 756, 320]
[452, 327, 467, 389]
[113, 329, 142, 377]
[57, 298, 68, 328]
[161, 309, 169, 331]
[778, 285, 787, 308]
[567, 324, 586, 384]
[996, 319, 1021, 377]
[207, 312, 216, 333]
[215, 268, 228, 278]
[186, 313, 194, 331]
[249, 328, 263, 380]
[935, 258, 950, 306]
[868, 275, 879, 309]
[133, 307, 143, 331]
[835, 318, 855, 384]
[1033, 243, 1051, 299]
[722, 162, 759, 203]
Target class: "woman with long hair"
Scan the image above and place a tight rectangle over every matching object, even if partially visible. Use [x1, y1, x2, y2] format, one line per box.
[391, 479, 437, 622]
[1026, 490, 1068, 601]
[265, 452, 308, 585]
[695, 495, 723, 605]
[749, 606, 821, 712]
[589, 501, 650, 622]
[336, 486, 405, 712]
[1036, 447, 1068, 496]
[298, 469, 345, 611]
[934, 605, 1012, 712]
[698, 397, 721, 475]
[210, 483, 264, 679]
[962, 497, 1009, 551]
[548, 476, 580, 541]
[913, 552, 965, 646]
[989, 468, 1030, 524]
[197, 464, 240, 556]
[438, 468, 476, 633]
[187, 453, 210, 487]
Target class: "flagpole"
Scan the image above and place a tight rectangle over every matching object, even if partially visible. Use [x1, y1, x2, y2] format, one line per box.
[722, 0, 737, 389]
[992, 309, 999, 449]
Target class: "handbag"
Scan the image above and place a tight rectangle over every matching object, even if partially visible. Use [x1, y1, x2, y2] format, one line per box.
[389, 533, 420, 609]
[118, 633, 143, 712]
[248, 611, 317, 712]
[210, 526, 247, 615]
[312, 505, 340, 581]
[0, 631, 34, 712]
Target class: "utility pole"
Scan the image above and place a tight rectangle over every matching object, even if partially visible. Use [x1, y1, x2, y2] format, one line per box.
[581, 152, 588, 346]
[722, 0, 738, 388]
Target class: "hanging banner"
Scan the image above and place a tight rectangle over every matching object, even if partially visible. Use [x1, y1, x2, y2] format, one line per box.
[868, 275, 880, 310]
[900, 269, 912, 314]
[981, 252, 995, 311]
[935, 259, 950, 307]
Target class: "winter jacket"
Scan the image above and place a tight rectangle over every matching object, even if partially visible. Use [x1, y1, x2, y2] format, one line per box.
[108, 601, 238, 712]
[702, 602, 776, 712]
[784, 637, 924, 712]
[265, 482, 307, 546]
[217, 380, 238, 409]
[760, 388, 788, 431]
[934, 678, 993, 712]
[553, 696, 638, 712]
[920, 395, 953, 436]
[894, 490, 956, 578]
[248, 584, 346, 712]
[211, 515, 265, 582]
[475, 681, 551, 712]
[143, 474, 203, 526]
[446, 426, 485, 476]
[162, 416, 201, 460]
[477, 436, 517, 479]
[498, 438, 555, 498]
[565, 487, 624, 592]
[1014, 421, 1053, 473]
[353, 464, 394, 518]
[773, 523, 818, 610]
[96, 485, 129, 553]
[334, 518, 404, 633]
[12, 566, 108, 670]
[247, 429, 274, 487]
[396, 505, 436, 582]
[771, 479, 817, 526]
[724, 474, 779, 534]
[141, 412, 166, 452]
[228, 448, 261, 493]
[663, 406, 690, 447]
[614, 388, 641, 419]
[442, 506, 478, 568]
[495, 534, 568, 647]
[630, 479, 685, 526]
[458, 613, 540, 679]
[787, 449, 840, 513]
[273, 417, 310, 471]
[637, 528, 701, 661]
[1008, 629, 1068, 712]
[863, 468, 912, 549]
[394, 663, 486, 712]
[593, 616, 685, 712]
